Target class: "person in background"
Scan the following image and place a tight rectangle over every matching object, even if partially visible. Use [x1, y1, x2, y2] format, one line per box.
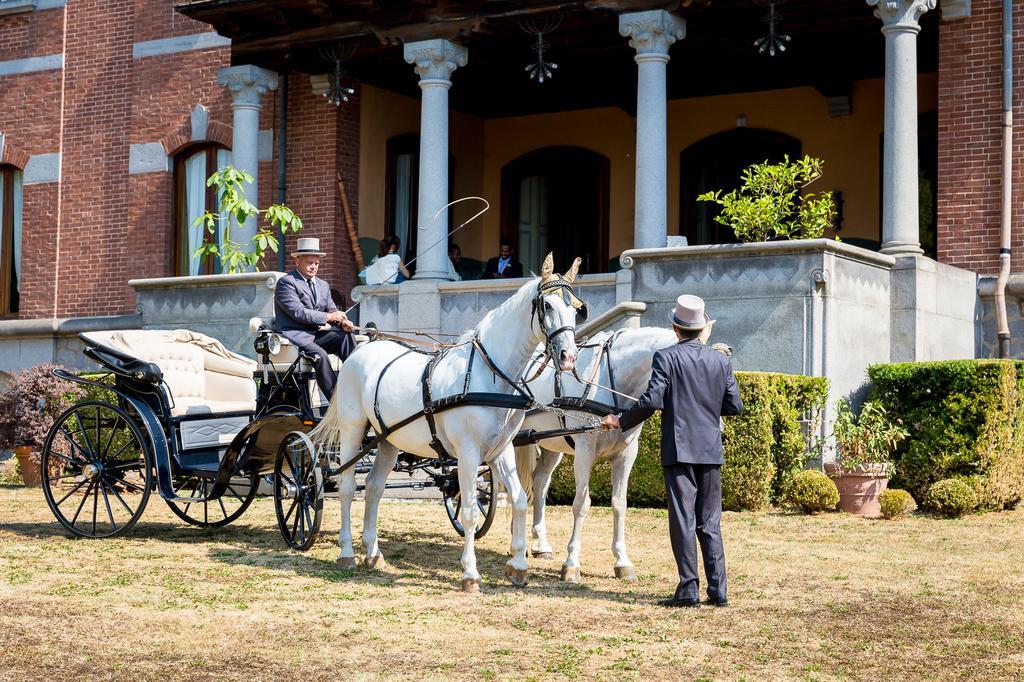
[364, 235, 410, 285]
[274, 237, 355, 399]
[601, 294, 743, 609]
[446, 243, 462, 281]
[483, 240, 523, 279]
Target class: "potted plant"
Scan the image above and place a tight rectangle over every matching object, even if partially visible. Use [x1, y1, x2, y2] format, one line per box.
[131, 165, 307, 357]
[193, 165, 303, 273]
[697, 154, 837, 243]
[824, 399, 909, 516]
[0, 365, 85, 487]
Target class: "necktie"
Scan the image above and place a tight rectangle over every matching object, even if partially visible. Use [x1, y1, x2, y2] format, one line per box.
[307, 278, 318, 307]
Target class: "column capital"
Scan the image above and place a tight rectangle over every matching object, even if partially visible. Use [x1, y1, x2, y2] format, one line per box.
[217, 65, 279, 108]
[867, 0, 936, 33]
[618, 10, 686, 61]
[403, 39, 468, 85]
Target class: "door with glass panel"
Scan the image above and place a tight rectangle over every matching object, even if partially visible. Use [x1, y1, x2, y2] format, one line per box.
[174, 144, 231, 276]
[517, 175, 549, 276]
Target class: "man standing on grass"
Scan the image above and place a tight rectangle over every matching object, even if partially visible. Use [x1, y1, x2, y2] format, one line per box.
[601, 294, 743, 608]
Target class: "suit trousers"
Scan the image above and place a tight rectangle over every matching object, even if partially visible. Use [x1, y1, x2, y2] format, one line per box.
[294, 328, 355, 399]
[663, 462, 727, 602]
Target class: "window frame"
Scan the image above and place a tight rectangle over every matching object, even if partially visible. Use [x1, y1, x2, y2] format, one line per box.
[172, 142, 229, 276]
[0, 164, 21, 318]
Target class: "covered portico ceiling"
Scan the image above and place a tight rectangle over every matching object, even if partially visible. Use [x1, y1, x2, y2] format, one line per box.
[176, 0, 939, 118]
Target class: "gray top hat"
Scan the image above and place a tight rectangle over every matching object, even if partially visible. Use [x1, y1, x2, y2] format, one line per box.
[291, 237, 326, 258]
[669, 294, 710, 331]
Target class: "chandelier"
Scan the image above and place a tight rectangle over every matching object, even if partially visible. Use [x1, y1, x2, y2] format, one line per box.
[319, 44, 357, 106]
[518, 14, 562, 84]
[754, 0, 791, 57]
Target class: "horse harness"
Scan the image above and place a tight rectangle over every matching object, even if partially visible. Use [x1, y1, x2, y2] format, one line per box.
[364, 277, 586, 460]
[524, 329, 627, 449]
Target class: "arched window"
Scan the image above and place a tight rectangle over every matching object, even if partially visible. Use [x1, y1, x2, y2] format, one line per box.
[500, 147, 610, 274]
[680, 129, 801, 246]
[0, 164, 23, 317]
[173, 142, 231, 276]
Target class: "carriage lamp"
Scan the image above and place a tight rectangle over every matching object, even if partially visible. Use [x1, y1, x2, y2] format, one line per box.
[253, 333, 282, 358]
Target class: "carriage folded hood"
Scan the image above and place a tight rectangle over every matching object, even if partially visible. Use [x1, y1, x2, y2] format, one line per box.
[81, 329, 257, 415]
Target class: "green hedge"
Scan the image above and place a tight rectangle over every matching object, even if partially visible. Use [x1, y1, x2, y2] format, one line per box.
[868, 360, 1024, 511]
[547, 372, 828, 510]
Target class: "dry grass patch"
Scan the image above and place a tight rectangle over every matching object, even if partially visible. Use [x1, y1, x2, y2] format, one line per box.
[1, 484, 1023, 680]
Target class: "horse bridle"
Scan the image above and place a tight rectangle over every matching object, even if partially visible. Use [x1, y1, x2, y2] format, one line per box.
[532, 277, 586, 357]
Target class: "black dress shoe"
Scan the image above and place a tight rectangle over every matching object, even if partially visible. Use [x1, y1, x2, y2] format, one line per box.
[703, 597, 729, 607]
[658, 596, 701, 608]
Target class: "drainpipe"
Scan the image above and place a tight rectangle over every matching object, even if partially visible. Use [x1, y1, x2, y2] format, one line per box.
[277, 74, 288, 273]
[995, 0, 1013, 358]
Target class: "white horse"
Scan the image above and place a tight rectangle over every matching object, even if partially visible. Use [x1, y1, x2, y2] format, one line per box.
[515, 326, 679, 583]
[312, 254, 582, 592]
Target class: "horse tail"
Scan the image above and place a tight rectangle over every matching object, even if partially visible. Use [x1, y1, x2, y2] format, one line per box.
[308, 388, 344, 453]
[308, 363, 361, 454]
[515, 444, 538, 505]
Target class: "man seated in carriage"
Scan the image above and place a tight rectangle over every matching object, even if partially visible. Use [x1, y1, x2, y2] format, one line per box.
[274, 237, 355, 399]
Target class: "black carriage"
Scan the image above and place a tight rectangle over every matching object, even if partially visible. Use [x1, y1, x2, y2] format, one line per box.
[40, 326, 495, 548]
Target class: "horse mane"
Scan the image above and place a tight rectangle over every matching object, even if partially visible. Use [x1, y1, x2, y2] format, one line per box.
[458, 277, 539, 344]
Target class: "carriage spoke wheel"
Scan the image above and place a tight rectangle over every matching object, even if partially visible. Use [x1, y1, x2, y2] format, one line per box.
[274, 431, 323, 551]
[164, 471, 259, 528]
[444, 464, 496, 539]
[41, 401, 152, 539]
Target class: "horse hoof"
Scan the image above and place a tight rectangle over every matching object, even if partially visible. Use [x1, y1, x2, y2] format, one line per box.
[532, 551, 553, 560]
[461, 578, 482, 594]
[337, 556, 358, 569]
[505, 565, 529, 587]
[614, 566, 638, 582]
[364, 554, 387, 570]
[560, 566, 581, 584]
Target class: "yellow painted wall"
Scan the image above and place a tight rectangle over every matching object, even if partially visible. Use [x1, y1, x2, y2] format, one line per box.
[357, 85, 485, 257]
[359, 74, 938, 264]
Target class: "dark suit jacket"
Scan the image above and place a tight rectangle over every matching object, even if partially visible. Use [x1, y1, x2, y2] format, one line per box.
[484, 256, 523, 279]
[274, 269, 337, 346]
[618, 338, 743, 465]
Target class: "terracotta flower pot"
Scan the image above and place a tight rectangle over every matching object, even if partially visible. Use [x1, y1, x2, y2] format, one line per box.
[13, 445, 42, 488]
[825, 463, 889, 517]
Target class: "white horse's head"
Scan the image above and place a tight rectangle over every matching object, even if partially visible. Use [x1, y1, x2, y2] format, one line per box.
[535, 253, 584, 372]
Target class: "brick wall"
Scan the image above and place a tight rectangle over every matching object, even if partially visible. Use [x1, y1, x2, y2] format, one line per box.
[281, 75, 361, 300]
[937, 0, 1024, 275]
[55, 0, 136, 317]
[0, 6, 64, 59]
[1, 6, 65, 318]
[4, 0, 370, 324]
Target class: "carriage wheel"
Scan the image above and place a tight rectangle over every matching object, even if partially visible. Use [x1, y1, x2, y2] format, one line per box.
[274, 431, 323, 551]
[41, 401, 153, 539]
[444, 464, 496, 539]
[164, 472, 260, 528]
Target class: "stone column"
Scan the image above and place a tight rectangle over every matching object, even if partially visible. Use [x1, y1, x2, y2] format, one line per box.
[869, 0, 935, 255]
[619, 10, 685, 250]
[217, 65, 278, 256]
[403, 39, 467, 279]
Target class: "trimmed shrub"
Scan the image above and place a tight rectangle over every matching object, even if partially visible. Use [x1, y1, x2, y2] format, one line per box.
[547, 372, 828, 510]
[924, 478, 977, 518]
[878, 488, 917, 520]
[787, 470, 839, 513]
[868, 360, 1024, 511]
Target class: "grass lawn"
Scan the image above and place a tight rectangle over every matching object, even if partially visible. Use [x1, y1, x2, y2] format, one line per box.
[1, 484, 1023, 681]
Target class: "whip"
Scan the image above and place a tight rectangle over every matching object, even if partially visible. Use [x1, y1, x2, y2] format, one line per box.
[345, 196, 489, 315]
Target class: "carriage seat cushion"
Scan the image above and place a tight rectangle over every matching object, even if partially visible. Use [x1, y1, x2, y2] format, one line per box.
[83, 329, 258, 417]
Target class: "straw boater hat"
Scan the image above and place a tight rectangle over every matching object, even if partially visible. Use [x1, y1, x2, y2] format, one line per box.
[291, 237, 326, 258]
[669, 294, 711, 331]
